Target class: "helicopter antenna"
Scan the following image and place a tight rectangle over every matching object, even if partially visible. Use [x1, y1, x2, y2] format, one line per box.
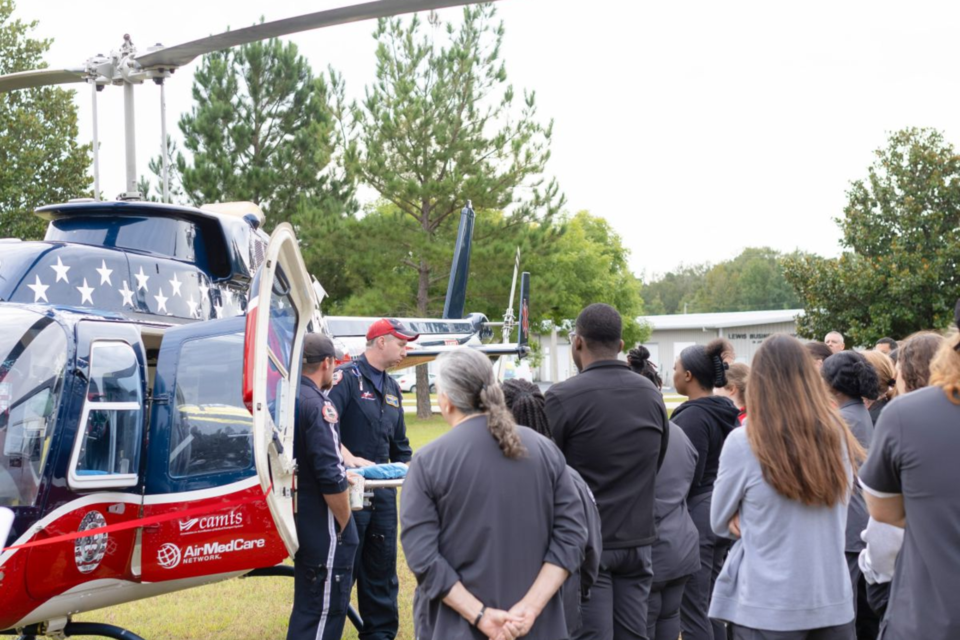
[159, 76, 169, 203]
[89, 79, 101, 201]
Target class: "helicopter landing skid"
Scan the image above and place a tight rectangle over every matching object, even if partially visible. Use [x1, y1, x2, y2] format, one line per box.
[243, 565, 365, 632]
[2, 622, 145, 640]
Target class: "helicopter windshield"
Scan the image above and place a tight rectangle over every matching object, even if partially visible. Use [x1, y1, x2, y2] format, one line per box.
[0, 309, 68, 507]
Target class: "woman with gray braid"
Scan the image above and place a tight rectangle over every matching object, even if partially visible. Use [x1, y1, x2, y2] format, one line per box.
[400, 349, 588, 640]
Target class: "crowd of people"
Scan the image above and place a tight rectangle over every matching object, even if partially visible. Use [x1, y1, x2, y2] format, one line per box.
[290, 300, 960, 640]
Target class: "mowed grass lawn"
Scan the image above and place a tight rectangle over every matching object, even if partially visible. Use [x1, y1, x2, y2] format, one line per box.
[74, 416, 451, 640]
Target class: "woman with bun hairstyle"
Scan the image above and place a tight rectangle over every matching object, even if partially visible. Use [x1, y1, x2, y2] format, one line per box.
[672, 339, 740, 640]
[821, 351, 881, 639]
[709, 335, 864, 639]
[717, 363, 749, 426]
[629, 348, 700, 640]
[861, 350, 896, 425]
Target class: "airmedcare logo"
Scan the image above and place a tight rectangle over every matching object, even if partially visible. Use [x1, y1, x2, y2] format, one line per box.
[157, 538, 266, 570]
[178, 511, 243, 536]
[74, 511, 108, 574]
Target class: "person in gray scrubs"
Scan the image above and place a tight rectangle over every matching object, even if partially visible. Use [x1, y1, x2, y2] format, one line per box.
[400, 349, 587, 640]
[821, 351, 881, 639]
[859, 304, 960, 640]
[627, 348, 701, 640]
[709, 335, 862, 640]
[502, 378, 603, 640]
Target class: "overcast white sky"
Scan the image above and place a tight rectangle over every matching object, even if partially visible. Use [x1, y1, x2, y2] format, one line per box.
[16, 1, 960, 279]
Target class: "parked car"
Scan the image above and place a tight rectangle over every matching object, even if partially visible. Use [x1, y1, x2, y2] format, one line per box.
[390, 371, 436, 394]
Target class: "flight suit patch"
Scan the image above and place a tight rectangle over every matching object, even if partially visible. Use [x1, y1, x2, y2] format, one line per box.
[322, 402, 339, 424]
[332, 371, 343, 386]
[385, 394, 399, 408]
[361, 391, 376, 401]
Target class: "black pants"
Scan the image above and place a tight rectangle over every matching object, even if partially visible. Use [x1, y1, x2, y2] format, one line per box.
[352, 488, 400, 640]
[575, 545, 653, 640]
[845, 552, 880, 640]
[647, 576, 690, 640]
[288, 516, 359, 640]
[729, 622, 855, 640]
[681, 492, 730, 640]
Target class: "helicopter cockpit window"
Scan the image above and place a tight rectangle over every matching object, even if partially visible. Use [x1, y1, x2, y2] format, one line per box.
[170, 332, 252, 479]
[69, 341, 143, 489]
[0, 309, 68, 507]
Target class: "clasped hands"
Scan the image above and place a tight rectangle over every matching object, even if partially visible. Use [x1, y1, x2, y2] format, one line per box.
[476, 601, 540, 640]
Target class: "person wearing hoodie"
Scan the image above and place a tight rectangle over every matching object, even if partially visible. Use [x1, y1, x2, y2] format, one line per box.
[672, 338, 740, 640]
[628, 348, 701, 640]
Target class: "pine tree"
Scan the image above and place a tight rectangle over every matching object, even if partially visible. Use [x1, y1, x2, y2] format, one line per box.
[0, 0, 91, 240]
[345, 4, 563, 416]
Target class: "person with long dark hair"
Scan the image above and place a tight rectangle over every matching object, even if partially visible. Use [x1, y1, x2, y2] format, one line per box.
[628, 348, 701, 640]
[672, 339, 740, 640]
[821, 352, 881, 639]
[502, 378, 602, 640]
[859, 303, 960, 639]
[710, 334, 864, 639]
[400, 349, 587, 640]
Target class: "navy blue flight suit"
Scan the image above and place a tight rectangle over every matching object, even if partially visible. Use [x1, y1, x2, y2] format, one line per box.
[288, 377, 359, 640]
[327, 355, 412, 640]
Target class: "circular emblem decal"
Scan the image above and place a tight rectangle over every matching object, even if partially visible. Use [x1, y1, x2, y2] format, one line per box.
[74, 511, 108, 574]
[157, 542, 182, 570]
[322, 403, 339, 424]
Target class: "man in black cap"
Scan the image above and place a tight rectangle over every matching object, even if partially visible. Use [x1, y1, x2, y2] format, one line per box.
[328, 318, 417, 640]
[288, 333, 358, 640]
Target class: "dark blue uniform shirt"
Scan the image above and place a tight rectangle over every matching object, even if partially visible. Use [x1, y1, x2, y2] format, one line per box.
[295, 377, 352, 562]
[327, 355, 412, 465]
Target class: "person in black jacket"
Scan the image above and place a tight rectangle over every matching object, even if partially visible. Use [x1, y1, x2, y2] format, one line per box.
[672, 339, 739, 640]
[288, 333, 359, 640]
[545, 303, 669, 640]
[327, 318, 416, 640]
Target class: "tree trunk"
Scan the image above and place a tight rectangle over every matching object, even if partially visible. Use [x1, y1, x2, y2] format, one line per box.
[416, 250, 433, 419]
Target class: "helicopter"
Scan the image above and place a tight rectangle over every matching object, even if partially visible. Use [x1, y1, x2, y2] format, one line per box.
[0, 1, 531, 638]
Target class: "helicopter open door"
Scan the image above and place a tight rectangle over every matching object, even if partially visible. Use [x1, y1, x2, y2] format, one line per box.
[242, 223, 316, 558]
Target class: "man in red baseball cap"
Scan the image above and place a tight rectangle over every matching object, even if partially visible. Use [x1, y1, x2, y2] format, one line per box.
[327, 318, 419, 640]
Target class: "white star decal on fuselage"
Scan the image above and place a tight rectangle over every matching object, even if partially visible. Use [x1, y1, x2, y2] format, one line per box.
[169, 273, 183, 297]
[50, 256, 70, 283]
[135, 266, 150, 291]
[119, 281, 134, 307]
[96, 260, 113, 286]
[77, 279, 94, 305]
[153, 288, 169, 314]
[186, 296, 199, 318]
[27, 275, 49, 303]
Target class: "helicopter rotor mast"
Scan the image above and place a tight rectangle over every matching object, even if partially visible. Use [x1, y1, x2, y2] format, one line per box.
[0, 0, 486, 202]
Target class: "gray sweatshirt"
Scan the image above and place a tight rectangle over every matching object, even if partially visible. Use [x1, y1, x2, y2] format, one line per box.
[708, 428, 855, 631]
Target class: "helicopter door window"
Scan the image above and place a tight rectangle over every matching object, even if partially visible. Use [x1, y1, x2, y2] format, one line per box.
[169, 332, 253, 479]
[68, 341, 143, 490]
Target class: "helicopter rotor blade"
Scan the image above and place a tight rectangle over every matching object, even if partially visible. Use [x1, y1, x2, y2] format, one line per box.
[135, 0, 486, 69]
[0, 68, 85, 93]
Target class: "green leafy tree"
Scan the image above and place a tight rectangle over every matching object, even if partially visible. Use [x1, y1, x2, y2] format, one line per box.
[527, 211, 649, 346]
[344, 4, 563, 416]
[641, 264, 709, 315]
[0, 0, 91, 239]
[784, 127, 960, 344]
[169, 34, 353, 232]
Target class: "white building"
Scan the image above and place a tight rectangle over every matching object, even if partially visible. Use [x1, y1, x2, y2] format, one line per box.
[640, 309, 805, 386]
